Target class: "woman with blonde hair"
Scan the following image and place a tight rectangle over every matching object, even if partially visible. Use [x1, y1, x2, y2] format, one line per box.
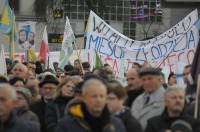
[45, 76, 76, 132]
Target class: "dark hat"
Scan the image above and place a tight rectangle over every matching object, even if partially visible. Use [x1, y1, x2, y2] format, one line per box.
[171, 120, 192, 132]
[74, 82, 84, 93]
[139, 67, 161, 78]
[64, 65, 75, 72]
[168, 72, 176, 81]
[84, 74, 107, 84]
[39, 75, 59, 88]
[16, 87, 32, 104]
[5, 58, 12, 64]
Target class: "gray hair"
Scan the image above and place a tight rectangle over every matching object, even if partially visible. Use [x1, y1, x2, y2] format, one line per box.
[82, 79, 106, 95]
[0, 83, 16, 100]
[164, 85, 185, 99]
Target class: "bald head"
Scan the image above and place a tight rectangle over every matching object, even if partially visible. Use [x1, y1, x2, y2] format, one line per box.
[12, 63, 28, 79]
[126, 68, 142, 90]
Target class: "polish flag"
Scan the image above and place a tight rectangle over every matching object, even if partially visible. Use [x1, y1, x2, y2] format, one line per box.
[38, 26, 49, 64]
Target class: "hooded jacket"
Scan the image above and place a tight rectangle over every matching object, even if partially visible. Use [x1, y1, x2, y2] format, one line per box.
[56, 102, 126, 132]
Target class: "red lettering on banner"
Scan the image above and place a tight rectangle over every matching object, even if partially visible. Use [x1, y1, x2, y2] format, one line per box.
[105, 55, 113, 63]
[127, 60, 134, 70]
[113, 59, 119, 75]
[4, 53, 25, 63]
[21, 55, 25, 62]
[187, 49, 195, 64]
[167, 54, 176, 72]
[104, 55, 119, 75]
[178, 52, 184, 62]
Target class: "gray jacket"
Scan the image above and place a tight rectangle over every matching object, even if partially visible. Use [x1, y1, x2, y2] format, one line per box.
[131, 86, 165, 130]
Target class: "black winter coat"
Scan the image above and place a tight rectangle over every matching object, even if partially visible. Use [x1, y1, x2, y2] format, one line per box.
[125, 88, 144, 107]
[56, 102, 126, 132]
[145, 108, 200, 132]
[45, 95, 73, 132]
[116, 107, 143, 132]
[0, 113, 32, 132]
[30, 97, 47, 132]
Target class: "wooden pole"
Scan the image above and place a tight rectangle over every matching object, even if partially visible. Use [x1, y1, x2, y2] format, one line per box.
[78, 37, 85, 56]
[194, 74, 200, 118]
[26, 50, 30, 79]
[47, 56, 50, 69]
[73, 41, 84, 75]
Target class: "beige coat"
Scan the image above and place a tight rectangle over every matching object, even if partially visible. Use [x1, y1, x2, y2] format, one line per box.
[131, 87, 165, 130]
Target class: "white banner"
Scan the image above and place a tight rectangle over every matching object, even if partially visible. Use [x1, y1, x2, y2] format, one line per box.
[18, 21, 36, 50]
[85, 10, 199, 77]
[5, 50, 85, 71]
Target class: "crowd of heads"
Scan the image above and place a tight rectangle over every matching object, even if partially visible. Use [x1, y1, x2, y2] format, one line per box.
[0, 57, 197, 132]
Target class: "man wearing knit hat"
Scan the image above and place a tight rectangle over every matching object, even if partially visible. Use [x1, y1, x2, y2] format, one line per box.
[30, 75, 59, 132]
[131, 67, 165, 130]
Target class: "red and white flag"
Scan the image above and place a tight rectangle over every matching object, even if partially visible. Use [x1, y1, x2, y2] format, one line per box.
[38, 26, 49, 64]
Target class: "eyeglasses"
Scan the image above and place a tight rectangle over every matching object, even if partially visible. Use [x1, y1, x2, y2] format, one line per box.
[42, 87, 57, 91]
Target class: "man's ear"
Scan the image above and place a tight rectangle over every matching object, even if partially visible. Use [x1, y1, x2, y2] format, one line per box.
[81, 95, 85, 102]
[12, 99, 18, 107]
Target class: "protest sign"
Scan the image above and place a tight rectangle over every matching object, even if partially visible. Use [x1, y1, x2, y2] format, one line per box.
[85, 10, 199, 77]
[18, 21, 36, 50]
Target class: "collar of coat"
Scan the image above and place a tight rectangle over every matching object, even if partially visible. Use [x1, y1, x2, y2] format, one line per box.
[69, 103, 84, 118]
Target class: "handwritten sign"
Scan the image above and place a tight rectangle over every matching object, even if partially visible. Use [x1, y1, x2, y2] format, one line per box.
[84, 10, 199, 77]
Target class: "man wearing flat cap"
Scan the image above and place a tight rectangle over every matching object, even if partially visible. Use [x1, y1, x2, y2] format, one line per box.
[30, 75, 59, 132]
[131, 67, 165, 130]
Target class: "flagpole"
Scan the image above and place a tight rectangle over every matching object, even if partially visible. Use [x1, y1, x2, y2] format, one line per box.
[47, 56, 50, 69]
[78, 37, 85, 56]
[73, 41, 84, 75]
[26, 50, 30, 79]
[194, 74, 200, 118]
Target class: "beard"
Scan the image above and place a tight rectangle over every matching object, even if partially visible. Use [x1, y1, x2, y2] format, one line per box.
[171, 104, 184, 113]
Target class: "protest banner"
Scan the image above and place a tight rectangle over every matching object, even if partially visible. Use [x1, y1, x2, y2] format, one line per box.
[84, 9, 199, 77]
[18, 21, 36, 50]
[4, 50, 85, 65]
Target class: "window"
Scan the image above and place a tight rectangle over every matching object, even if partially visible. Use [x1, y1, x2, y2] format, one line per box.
[9, 0, 19, 12]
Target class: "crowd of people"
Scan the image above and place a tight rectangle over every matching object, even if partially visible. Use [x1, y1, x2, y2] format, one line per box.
[0, 58, 199, 132]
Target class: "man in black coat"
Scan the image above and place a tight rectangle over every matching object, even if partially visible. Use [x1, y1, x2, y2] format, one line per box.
[30, 75, 59, 132]
[146, 85, 200, 132]
[125, 68, 143, 107]
[0, 83, 32, 132]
